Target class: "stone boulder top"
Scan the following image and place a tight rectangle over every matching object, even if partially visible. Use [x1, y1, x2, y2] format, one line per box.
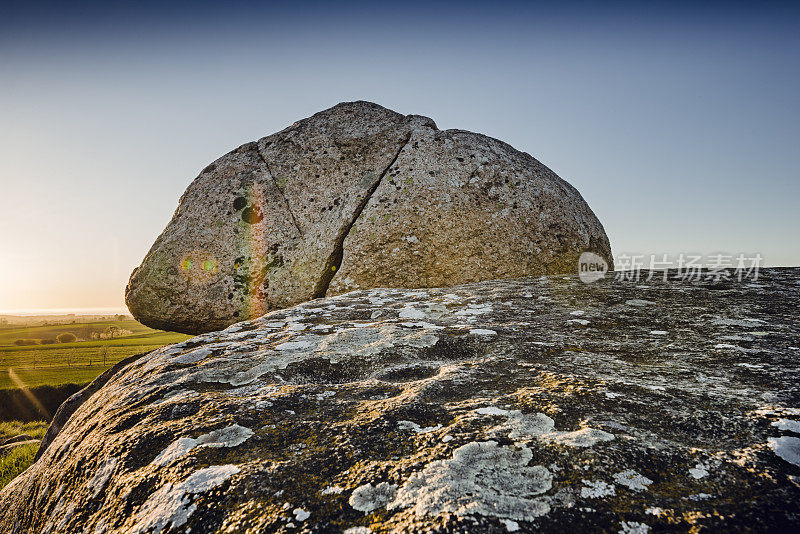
[125, 101, 612, 334]
[4, 268, 800, 532]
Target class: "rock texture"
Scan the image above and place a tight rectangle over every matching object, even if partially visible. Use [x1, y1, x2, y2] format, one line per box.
[5, 269, 800, 532]
[126, 101, 611, 334]
[34, 351, 149, 461]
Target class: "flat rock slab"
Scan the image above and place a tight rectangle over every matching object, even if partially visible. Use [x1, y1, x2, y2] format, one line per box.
[125, 101, 611, 334]
[3, 269, 799, 532]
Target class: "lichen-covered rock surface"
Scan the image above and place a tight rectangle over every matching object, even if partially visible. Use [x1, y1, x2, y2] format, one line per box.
[5, 269, 800, 533]
[125, 101, 611, 334]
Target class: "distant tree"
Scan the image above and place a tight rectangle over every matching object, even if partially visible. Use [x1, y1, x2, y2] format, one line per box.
[40, 338, 57, 345]
[57, 332, 77, 343]
[78, 325, 97, 341]
[14, 339, 39, 346]
[105, 326, 122, 339]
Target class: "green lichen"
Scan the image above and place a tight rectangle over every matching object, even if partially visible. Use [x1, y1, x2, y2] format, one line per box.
[276, 175, 288, 190]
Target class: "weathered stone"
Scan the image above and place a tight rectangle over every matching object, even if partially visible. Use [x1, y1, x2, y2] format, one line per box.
[329, 126, 611, 296]
[4, 269, 800, 532]
[126, 101, 611, 334]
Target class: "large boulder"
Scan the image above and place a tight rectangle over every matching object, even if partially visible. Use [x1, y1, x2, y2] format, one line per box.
[4, 269, 800, 532]
[125, 101, 611, 334]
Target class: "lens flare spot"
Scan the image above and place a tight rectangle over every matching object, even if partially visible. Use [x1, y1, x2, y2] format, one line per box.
[180, 252, 217, 284]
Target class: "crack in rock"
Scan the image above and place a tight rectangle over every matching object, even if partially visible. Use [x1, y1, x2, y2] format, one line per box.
[312, 132, 413, 299]
[254, 144, 304, 237]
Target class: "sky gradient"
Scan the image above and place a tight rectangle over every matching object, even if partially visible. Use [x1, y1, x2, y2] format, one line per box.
[1, 1, 798, 311]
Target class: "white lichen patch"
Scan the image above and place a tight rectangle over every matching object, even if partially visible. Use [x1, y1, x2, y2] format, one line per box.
[86, 457, 119, 499]
[398, 307, 427, 320]
[171, 347, 215, 364]
[613, 470, 653, 491]
[398, 420, 442, 434]
[388, 441, 551, 521]
[710, 317, 765, 328]
[130, 465, 239, 533]
[543, 427, 615, 447]
[580, 479, 616, 499]
[454, 304, 493, 321]
[56, 502, 76, 531]
[625, 299, 655, 307]
[619, 521, 650, 533]
[688, 463, 709, 479]
[314, 390, 336, 401]
[151, 424, 253, 466]
[293, 508, 310, 521]
[476, 408, 555, 440]
[772, 419, 800, 433]
[567, 319, 590, 326]
[151, 437, 197, 467]
[502, 518, 520, 531]
[256, 320, 286, 329]
[475, 407, 613, 447]
[469, 329, 497, 336]
[349, 482, 398, 513]
[714, 343, 746, 352]
[736, 362, 762, 369]
[320, 485, 344, 495]
[768, 436, 800, 467]
[154, 389, 199, 405]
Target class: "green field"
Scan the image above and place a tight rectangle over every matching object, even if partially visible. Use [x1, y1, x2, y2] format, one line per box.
[0, 441, 39, 489]
[0, 320, 191, 389]
[0, 421, 48, 489]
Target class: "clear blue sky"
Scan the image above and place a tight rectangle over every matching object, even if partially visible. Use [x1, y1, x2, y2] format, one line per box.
[1, 1, 798, 310]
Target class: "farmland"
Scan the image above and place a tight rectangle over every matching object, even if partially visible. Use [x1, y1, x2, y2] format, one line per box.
[0, 319, 190, 390]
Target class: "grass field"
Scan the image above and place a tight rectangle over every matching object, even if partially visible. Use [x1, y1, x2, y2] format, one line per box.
[0, 420, 48, 489]
[0, 320, 191, 389]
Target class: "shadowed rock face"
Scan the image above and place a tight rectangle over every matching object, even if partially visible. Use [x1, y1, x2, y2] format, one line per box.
[4, 269, 800, 532]
[125, 101, 611, 334]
